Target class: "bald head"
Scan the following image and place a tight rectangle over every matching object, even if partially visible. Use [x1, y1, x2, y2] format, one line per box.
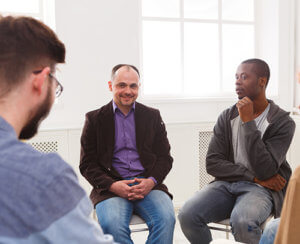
[111, 64, 140, 82]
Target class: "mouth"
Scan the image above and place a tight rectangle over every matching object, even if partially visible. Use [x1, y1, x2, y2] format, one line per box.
[120, 96, 135, 103]
[236, 88, 243, 94]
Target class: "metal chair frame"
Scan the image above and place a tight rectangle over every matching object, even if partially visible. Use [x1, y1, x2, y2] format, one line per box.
[208, 215, 273, 240]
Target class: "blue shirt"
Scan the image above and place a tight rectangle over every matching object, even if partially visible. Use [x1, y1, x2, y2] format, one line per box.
[0, 116, 116, 243]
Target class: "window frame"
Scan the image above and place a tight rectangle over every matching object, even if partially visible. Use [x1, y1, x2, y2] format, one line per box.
[139, 0, 257, 101]
[0, 0, 55, 30]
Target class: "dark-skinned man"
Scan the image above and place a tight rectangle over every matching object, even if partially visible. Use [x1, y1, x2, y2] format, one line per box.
[179, 58, 295, 244]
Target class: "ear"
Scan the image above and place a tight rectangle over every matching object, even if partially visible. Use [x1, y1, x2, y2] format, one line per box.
[259, 77, 267, 88]
[32, 67, 50, 95]
[108, 81, 113, 91]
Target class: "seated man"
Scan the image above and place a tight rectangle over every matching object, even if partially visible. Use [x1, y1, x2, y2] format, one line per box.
[0, 16, 115, 243]
[178, 59, 295, 244]
[260, 166, 300, 244]
[80, 64, 176, 244]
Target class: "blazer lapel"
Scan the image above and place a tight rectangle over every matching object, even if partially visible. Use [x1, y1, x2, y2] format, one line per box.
[102, 102, 115, 163]
[135, 103, 145, 153]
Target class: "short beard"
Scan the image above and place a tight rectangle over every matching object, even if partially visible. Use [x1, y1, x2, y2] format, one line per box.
[19, 88, 52, 140]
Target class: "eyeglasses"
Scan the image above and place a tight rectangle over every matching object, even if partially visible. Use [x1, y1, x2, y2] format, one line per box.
[49, 73, 63, 98]
[33, 70, 64, 98]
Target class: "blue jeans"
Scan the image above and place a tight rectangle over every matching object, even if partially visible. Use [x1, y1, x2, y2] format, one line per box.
[95, 190, 175, 244]
[178, 181, 273, 244]
[259, 218, 280, 244]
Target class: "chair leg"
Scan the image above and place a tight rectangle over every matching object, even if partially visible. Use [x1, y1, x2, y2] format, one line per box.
[226, 225, 229, 239]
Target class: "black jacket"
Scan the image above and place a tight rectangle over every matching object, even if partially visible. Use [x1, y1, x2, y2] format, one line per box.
[80, 101, 173, 206]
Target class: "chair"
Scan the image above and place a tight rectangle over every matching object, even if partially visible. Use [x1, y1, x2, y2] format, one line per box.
[130, 214, 149, 233]
[208, 215, 273, 239]
[208, 219, 232, 239]
[198, 132, 273, 239]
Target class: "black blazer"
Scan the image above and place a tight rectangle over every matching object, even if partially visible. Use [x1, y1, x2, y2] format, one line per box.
[80, 101, 173, 205]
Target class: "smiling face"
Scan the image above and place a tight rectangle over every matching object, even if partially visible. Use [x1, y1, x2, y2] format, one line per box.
[235, 63, 265, 100]
[108, 66, 140, 113]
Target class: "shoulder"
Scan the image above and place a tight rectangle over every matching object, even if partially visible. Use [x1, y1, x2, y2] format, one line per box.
[135, 102, 159, 113]
[136, 102, 159, 114]
[0, 142, 86, 237]
[268, 100, 295, 127]
[0, 140, 71, 182]
[217, 104, 238, 122]
[1, 141, 82, 193]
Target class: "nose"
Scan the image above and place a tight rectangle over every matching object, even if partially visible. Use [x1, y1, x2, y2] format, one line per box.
[124, 86, 131, 94]
[235, 77, 241, 86]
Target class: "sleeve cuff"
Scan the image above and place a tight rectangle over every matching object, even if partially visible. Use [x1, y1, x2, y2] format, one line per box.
[148, 177, 157, 185]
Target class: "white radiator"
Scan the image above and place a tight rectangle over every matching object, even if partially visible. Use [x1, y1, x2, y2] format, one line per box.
[198, 131, 214, 189]
[29, 141, 59, 153]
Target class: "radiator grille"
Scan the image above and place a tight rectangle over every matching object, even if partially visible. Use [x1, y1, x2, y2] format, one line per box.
[199, 131, 214, 189]
[29, 141, 58, 153]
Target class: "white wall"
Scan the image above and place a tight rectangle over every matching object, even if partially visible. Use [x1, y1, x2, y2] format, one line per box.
[42, 0, 140, 129]
[295, 0, 300, 109]
[40, 0, 296, 131]
[29, 0, 300, 208]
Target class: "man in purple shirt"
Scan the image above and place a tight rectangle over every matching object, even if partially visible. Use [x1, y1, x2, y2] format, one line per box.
[80, 64, 175, 244]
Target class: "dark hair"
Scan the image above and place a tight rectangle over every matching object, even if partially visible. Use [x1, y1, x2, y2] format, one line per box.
[0, 15, 65, 96]
[111, 64, 140, 80]
[241, 58, 270, 86]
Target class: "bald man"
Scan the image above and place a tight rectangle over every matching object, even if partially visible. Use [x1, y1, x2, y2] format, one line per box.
[80, 64, 175, 244]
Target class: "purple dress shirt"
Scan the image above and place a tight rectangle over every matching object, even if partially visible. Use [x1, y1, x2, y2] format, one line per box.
[112, 101, 156, 184]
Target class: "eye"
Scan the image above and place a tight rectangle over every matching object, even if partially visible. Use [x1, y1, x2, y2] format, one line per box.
[242, 74, 247, 80]
[130, 84, 138, 89]
[118, 83, 126, 88]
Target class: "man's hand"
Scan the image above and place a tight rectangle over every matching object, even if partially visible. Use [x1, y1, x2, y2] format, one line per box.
[254, 174, 287, 192]
[236, 97, 254, 122]
[109, 179, 135, 198]
[128, 178, 155, 201]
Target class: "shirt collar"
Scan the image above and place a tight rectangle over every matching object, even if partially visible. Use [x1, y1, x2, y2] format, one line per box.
[0, 116, 17, 138]
[112, 100, 135, 114]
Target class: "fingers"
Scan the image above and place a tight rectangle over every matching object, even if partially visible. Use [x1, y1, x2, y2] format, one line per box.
[276, 174, 286, 184]
[254, 174, 287, 192]
[130, 187, 143, 194]
[238, 96, 252, 103]
[131, 184, 143, 190]
[128, 193, 144, 201]
[122, 179, 136, 184]
[133, 178, 143, 183]
[274, 174, 286, 188]
[269, 175, 286, 191]
[236, 97, 251, 106]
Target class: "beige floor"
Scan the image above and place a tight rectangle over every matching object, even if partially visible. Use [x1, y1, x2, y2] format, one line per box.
[131, 215, 234, 244]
